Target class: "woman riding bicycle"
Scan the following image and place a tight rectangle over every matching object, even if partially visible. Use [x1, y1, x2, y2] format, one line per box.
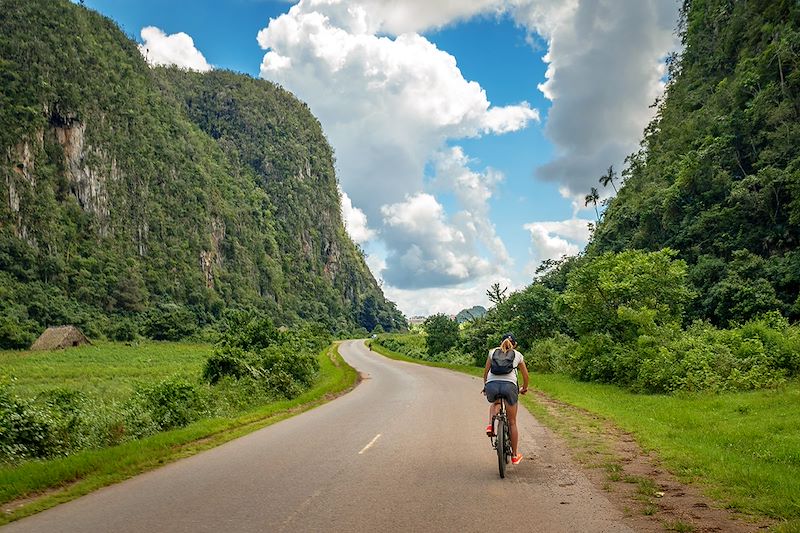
[483, 333, 529, 465]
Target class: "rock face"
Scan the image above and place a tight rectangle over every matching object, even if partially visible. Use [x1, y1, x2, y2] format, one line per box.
[0, 0, 407, 338]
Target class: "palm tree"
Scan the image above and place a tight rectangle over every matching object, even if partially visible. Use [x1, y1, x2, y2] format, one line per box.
[599, 165, 618, 193]
[585, 187, 600, 222]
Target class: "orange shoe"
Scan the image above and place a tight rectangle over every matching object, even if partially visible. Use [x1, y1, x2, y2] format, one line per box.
[511, 454, 523, 465]
[485, 424, 494, 437]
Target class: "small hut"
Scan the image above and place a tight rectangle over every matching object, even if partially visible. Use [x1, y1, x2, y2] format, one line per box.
[30, 326, 90, 351]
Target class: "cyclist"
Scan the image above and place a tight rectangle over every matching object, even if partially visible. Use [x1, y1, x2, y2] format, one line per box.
[483, 333, 529, 465]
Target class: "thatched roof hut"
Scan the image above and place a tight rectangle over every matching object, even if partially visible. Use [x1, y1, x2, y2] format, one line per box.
[30, 326, 90, 351]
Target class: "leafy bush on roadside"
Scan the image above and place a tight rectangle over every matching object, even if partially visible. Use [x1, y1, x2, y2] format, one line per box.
[528, 333, 577, 374]
[0, 382, 50, 461]
[132, 378, 207, 430]
[374, 333, 474, 366]
[202, 310, 324, 399]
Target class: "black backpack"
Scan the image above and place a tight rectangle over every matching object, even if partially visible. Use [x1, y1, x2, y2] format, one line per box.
[490, 348, 515, 375]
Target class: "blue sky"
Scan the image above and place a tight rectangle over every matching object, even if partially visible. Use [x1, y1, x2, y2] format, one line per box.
[78, 0, 680, 316]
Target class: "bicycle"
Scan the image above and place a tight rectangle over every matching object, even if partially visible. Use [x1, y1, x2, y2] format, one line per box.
[488, 397, 513, 478]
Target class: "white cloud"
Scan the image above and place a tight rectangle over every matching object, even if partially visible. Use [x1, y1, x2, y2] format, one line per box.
[379, 193, 497, 288]
[254, 0, 681, 314]
[431, 147, 509, 265]
[523, 218, 592, 275]
[510, 0, 680, 200]
[339, 187, 376, 243]
[138, 26, 212, 72]
[356, 0, 503, 34]
[257, 1, 538, 219]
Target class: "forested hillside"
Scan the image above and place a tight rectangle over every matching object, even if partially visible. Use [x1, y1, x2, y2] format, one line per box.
[378, 0, 800, 396]
[0, 0, 405, 347]
[591, 0, 800, 325]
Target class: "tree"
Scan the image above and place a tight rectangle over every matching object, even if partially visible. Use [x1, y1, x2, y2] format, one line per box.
[599, 165, 618, 194]
[561, 249, 694, 341]
[423, 313, 459, 356]
[486, 283, 508, 306]
[584, 187, 600, 222]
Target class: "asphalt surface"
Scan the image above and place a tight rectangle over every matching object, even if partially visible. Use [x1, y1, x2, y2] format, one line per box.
[3, 340, 634, 532]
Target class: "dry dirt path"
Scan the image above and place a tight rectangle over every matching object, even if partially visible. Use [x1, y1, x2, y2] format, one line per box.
[3, 340, 634, 533]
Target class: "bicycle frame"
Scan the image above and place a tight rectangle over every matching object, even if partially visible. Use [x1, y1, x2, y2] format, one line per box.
[490, 397, 513, 478]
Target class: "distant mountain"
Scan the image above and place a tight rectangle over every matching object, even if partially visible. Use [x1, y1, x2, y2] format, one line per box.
[455, 306, 487, 324]
[0, 0, 405, 347]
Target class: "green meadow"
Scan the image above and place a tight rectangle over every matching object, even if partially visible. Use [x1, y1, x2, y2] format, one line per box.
[0, 342, 357, 524]
[0, 342, 211, 400]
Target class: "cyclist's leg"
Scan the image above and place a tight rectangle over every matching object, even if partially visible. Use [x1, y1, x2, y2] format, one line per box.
[506, 401, 519, 456]
[485, 381, 502, 427]
[489, 400, 500, 425]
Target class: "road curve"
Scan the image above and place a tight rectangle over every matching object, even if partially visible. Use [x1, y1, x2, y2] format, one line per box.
[3, 340, 633, 532]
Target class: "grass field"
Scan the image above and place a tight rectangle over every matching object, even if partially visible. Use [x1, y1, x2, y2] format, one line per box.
[527, 374, 800, 523]
[370, 338, 800, 530]
[0, 342, 212, 400]
[0, 342, 358, 524]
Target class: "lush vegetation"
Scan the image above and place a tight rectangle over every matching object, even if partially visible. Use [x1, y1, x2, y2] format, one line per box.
[591, 0, 800, 326]
[376, 1, 800, 396]
[0, 0, 404, 350]
[0, 342, 357, 524]
[0, 314, 332, 464]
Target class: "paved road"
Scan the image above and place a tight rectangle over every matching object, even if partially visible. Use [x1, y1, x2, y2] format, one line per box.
[4, 340, 633, 532]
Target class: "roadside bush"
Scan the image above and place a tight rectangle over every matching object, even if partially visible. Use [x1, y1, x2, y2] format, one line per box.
[0, 382, 50, 462]
[35, 388, 88, 454]
[133, 378, 206, 430]
[203, 312, 323, 399]
[423, 314, 459, 356]
[561, 249, 693, 341]
[528, 333, 577, 374]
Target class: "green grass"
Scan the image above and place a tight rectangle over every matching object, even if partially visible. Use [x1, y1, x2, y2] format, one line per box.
[526, 374, 800, 523]
[0, 342, 358, 525]
[367, 340, 482, 376]
[0, 341, 212, 400]
[371, 338, 800, 529]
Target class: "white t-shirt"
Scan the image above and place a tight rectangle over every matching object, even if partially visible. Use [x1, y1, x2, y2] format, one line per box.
[485, 348, 524, 385]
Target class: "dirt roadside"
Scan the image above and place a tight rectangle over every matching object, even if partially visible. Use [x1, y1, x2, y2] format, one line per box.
[522, 390, 774, 532]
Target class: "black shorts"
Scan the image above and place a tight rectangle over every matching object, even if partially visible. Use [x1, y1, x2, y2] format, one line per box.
[484, 380, 519, 405]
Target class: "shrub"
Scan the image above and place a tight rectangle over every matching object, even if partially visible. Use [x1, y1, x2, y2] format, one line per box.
[107, 317, 139, 342]
[529, 333, 577, 374]
[142, 304, 197, 341]
[203, 312, 324, 399]
[133, 378, 206, 430]
[0, 314, 37, 349]
[0, 383, 50, 462]
[561, 249, 694, 341]
[423, 314, 459, 356]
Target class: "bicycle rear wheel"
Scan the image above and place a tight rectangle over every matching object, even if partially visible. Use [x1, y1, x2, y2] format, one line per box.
[496, 417, 506, 478]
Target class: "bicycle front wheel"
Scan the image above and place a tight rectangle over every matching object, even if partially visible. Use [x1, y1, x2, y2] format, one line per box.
[496, 417, 506, 479]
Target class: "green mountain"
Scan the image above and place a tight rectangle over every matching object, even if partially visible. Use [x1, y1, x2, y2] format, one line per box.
[0, 0, 405, 347]
[455, 306, 486, 324]
[590, 0, 800, 324]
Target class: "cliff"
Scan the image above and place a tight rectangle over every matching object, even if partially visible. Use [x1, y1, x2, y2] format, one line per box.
[0, 0, 405, 346]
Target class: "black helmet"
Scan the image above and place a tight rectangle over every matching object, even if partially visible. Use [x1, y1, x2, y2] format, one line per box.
[501, 332, 517, 345]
